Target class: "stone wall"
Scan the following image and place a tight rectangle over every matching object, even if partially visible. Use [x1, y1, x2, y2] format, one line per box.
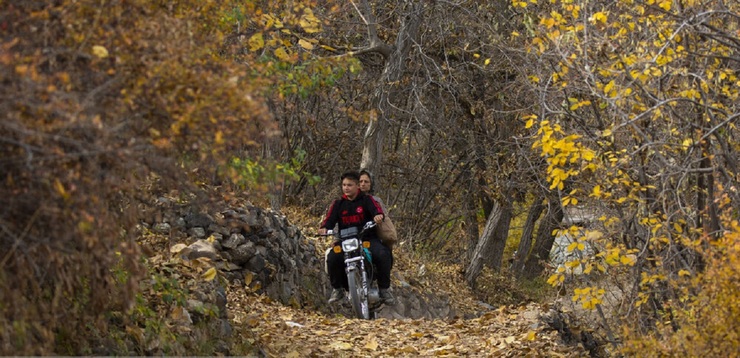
[175, 205, 330, 310]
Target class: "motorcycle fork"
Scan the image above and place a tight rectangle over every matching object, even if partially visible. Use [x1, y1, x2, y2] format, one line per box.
[345, 252, 368, 292]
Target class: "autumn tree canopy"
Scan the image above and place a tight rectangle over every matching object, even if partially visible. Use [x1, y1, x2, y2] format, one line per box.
[1, 0, 278, 353]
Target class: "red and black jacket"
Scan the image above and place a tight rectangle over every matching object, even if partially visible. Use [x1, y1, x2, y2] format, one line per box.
[320, 190, 384, 240]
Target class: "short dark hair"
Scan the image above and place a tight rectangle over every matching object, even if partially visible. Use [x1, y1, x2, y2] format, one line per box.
[340, 170, 360, 183]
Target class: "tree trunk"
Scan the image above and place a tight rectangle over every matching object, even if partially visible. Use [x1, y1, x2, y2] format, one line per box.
[465, 201, 502, 289]
[360, 0, 423, 183]
[521, 195, 564, 280]
[360, 110, 385, 175]
[698, 138, 720, 236]
[487, 199, 512, 271]
[512, 198, 545, 278]
[463, 169, 482, 263]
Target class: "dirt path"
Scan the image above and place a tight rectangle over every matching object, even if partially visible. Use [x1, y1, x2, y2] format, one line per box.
[228, 288, 587, 357]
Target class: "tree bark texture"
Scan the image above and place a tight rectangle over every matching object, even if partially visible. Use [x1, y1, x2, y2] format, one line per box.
[487, 201, 512, 271]
[360, 0, 423, 185]
[463, 169, 482, 264]
[521, 195, 564, 279]
[512, 198, 545, 278]
[465, 201, 502, 289]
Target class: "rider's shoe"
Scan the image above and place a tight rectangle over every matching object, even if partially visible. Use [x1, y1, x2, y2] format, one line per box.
[328, 288, 345, 303]
[379, 288, 396, 305]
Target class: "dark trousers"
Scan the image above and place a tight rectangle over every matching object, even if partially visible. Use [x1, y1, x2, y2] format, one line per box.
[327, 238, 392, 290]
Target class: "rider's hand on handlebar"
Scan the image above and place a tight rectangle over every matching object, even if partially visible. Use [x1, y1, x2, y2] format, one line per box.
[318, 228, 327, 235]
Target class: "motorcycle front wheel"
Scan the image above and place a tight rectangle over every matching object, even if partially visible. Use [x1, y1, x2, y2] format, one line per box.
[347, 267, 370, 319]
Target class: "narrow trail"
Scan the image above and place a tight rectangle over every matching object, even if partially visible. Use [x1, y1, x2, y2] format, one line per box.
[227, 286, 587, 357]
[222, 212, 590, 357]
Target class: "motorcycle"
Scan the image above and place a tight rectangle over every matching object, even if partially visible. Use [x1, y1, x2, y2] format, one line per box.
[322, 221, 383, 319]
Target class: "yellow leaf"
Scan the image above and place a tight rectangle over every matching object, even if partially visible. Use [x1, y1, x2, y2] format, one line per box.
[274, 47, 292, 62]
[511, 31, 520, 37]
[526, 331, 536, 341]
[584, 263, 594, 274]
[248, 33, 265, 52]
[364, 338, 379, 351]
[201, 267, 217, 281]
[620, 255, 636, 266]
[583, 299, 597, 310]
[92, 45, 109, 59]
[524, 114, 538, 128]
[215, 130, 224, 145]
[170, 243, 188, 253]
[401, 346, 419, 353]
[547, 273, 562, 286]
[592, 12, 608, 24]
[298, 39, 314, 50]
[678, 269, 691, 277]
[673, 222, 683, 233]
[484, 58, 491, 66]
[15, 65, 28, 76]
[603, 80, 614, 95]
[585, 230, 603, 240]
[330, 342, 353, 350]
[54, 179, 70, 200]
[299, 9, 321, 33]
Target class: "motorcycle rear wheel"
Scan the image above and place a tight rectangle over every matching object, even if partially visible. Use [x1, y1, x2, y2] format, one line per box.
[347, 268, 369, 319]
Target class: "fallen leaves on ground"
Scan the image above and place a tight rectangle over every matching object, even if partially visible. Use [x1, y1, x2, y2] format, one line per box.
[228, 287, 587, 357]
[235, 207, 587, 356]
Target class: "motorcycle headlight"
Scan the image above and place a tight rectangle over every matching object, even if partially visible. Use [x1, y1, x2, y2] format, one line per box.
[341, 238, 360, 252]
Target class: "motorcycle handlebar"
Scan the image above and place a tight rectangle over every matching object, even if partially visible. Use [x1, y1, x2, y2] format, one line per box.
[318, 221, 376, 237]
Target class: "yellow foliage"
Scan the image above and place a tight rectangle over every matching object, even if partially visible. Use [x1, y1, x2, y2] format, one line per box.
[623, 227, 740, 356]
[572, 287, 605, 310]
[248, 32, 265, 51]
[298, 8, 321, 33]
[91, 45, 109, 58]
[590, 12, 608, 24]
[547, 273, 565, 286]
[201, 267, 217, 281]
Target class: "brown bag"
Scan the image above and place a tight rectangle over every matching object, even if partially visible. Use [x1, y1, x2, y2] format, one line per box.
[377, 216, 398, 247]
